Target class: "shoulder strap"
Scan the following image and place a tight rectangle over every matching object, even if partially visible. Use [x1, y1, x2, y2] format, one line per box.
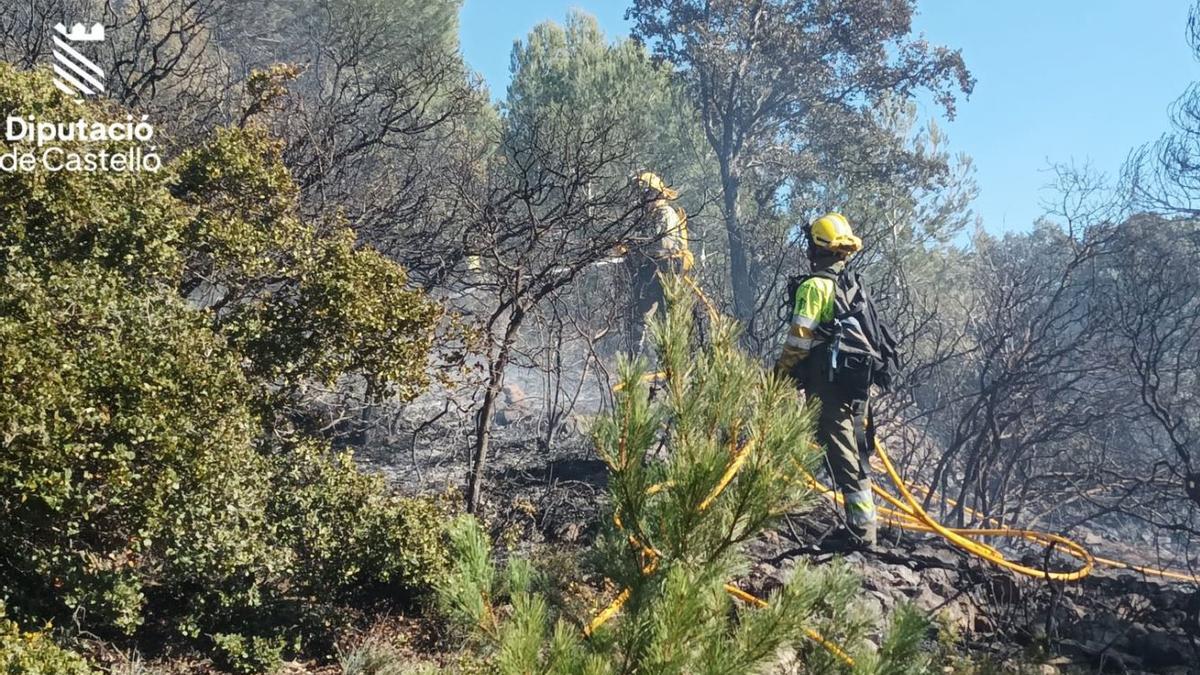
[809, 268, 840, 284]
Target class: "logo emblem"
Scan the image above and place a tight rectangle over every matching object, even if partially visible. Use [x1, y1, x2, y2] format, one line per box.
[52, 22, 106, 99]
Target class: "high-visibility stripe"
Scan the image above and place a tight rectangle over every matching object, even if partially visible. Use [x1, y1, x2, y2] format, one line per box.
[786, 335, 813, 350]
[791, 315, 818, 330]
[844, 488, 877, 526]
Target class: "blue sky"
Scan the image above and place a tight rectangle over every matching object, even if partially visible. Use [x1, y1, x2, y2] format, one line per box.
[460, 1, 1198, 232]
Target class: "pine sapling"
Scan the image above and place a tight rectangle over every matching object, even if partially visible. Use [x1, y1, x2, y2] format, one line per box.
[437, 275, 934, 674]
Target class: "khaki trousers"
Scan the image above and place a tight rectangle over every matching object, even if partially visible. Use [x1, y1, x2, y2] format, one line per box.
[798, 357, 877, 533]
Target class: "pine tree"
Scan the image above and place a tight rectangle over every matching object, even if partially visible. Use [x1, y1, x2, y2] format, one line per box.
[437, 276, 934, 674]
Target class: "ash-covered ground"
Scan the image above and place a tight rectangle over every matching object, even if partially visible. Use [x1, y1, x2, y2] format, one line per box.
[354, 378, 1200, 674]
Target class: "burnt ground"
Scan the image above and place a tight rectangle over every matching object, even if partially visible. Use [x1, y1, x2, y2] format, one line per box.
[360, 410, 1200, 675]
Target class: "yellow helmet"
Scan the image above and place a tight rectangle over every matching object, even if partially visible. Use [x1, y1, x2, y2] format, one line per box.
[807, 212, 862, 254]
[636, 171, 679, 200]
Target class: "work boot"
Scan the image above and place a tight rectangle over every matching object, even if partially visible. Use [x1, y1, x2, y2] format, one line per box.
[818, 524, 878, 553]
[857, 520, 878, 548]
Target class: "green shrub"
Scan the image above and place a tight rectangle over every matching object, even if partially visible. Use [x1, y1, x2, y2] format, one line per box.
[0, 263, 449, 639]
[0, 66, 183, 287]
[211, 632, 286, 675]
[171, 126, 442, 400]
[270, 442, 450, 602]
[0, 605, 91, 675]
[0, 65, 448, 660]
[0, 262, 279, 637]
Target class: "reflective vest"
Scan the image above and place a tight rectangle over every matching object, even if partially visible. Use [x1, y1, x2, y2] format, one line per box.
[655, 202, 693, 271]
[775, 261, 844, 374]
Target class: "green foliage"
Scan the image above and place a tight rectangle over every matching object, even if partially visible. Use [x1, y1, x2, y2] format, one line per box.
[211, 632, 286, 675]
[0, 63, 184, 285]
[269, 443, 451, 600]
[0, 605, 92, 675]
[172, 125, 443, 399]
[0, 261, 275, 636]
[0, 65, 449, 661]
[503, 10, 714, 213]
[437, 516, 499, 635]
[625, 0, 974, 322]
[436, 279, 935, 673]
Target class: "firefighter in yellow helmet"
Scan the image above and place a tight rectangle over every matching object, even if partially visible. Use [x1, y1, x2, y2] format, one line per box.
[624, 172, 693, 354]
[774, 212, 878, 549]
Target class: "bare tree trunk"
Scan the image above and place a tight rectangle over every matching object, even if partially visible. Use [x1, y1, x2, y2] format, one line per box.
[720, 159, 754, 322]
[466, 310, 523, 514]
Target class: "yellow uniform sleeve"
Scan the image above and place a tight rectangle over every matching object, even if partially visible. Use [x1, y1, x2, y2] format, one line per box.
[774, 277, 835, 375]
[655, 203, 685, 256]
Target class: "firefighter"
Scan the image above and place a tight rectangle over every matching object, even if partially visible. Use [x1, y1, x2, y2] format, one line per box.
[774, 212, 879, 549]
[624, 172, 693, 355]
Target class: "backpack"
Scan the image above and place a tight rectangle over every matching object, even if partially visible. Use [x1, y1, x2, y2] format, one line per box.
[783, 268, 901, 398]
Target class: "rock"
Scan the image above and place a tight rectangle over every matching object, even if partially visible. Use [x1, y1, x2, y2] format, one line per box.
[913, 585, 947, 612]
[554, 521, 583, 543]
[920, 567, 956, 595]
[987, 573, 1022, 604]
[841, 551, 868, 568]
[859, 592, 887, 619]
[1138, 629, 1193, 668]
[909, 544, 959, 570]
[934, 602, 973, 633]
[887, 563, 921, 588]
[1056, 595, 1086, 621]
[1058, 638, 1144, 669]
[1120, 592, 1153, 617]
[1162, 609, 1190, 630]
[973, 614, 993, 633]
[1126, 621, 1150, 641]
[751, 561, 781, 584]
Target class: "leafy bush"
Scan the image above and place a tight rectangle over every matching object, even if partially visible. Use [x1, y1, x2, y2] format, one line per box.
[0, 262, 278, 636]
[0, 64, 449, 661]
[0, 605, 91, 675]
[0, 278, 448, 635]
[171, 127, 442, 399]
[0, 66, 183, 287]
[269, 441, 451, 601]
[210, 632, 286, 675]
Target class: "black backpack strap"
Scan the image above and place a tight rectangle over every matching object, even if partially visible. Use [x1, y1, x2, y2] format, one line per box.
[851, 398, 871, 460]
[781, 274, 803, 323]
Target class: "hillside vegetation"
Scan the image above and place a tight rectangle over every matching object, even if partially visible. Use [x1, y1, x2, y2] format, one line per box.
[1, 0, 1198, 672]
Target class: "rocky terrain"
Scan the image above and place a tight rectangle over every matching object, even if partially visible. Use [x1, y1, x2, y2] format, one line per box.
[362, 398, 1200, 674]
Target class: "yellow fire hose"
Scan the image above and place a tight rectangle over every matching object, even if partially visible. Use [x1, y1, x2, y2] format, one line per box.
[585, 275, 1198, 667]
[684, 275, 1198, 586]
